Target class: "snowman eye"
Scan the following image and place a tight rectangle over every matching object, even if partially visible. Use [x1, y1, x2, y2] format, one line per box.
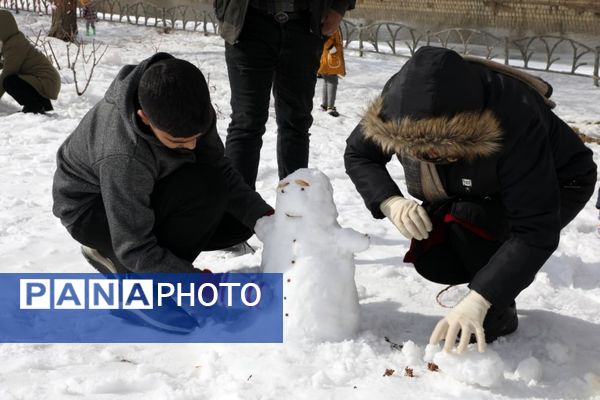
[301, 188, 305, 191]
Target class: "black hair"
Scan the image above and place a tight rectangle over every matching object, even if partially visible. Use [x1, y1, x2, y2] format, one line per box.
[138, 58, 214, 137]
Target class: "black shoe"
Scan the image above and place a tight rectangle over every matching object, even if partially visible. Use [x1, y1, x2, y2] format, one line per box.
[81, 246, 119, 275]
[42, 98, 54, 112]
[482, 301, 518, 343]
[463, 302, 518, 345]
[22, 105, 45, 114]
[319, 104, 327, 111]
[327, 107, 339, 117]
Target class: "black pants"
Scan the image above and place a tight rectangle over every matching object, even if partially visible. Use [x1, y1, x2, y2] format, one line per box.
[224, 7, 324, 187]
[69, 163, 253, 272]
[413, 176, 596, 287]
[2, 75, 52, 113]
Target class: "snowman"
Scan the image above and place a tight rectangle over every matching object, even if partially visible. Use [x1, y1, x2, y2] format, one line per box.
[254, 168, 370, 341]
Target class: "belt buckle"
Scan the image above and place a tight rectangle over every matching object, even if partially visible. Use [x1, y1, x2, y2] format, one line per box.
[274, 11, 289, 23]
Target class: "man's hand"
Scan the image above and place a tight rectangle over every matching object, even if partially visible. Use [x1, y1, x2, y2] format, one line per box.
[380, 196, 432, 240]
[321, 9, 343, 36]
[429, 290, 491, 353]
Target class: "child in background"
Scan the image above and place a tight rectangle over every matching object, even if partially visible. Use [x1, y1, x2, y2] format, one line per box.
[318, 28, 346, 118]
[81, 0, 98, 36]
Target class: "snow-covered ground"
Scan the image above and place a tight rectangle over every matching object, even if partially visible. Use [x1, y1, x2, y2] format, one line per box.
[1, 12, 599, 400]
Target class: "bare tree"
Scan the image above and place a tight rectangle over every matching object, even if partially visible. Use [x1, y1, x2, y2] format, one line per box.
[66, 40, 109, 95]
[48, 0, 78, 42]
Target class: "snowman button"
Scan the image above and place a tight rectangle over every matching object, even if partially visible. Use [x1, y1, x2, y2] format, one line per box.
[291, 260, 295, 264]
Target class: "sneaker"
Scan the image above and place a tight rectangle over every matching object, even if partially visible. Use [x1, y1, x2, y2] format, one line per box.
[81, 246, 119, 275]
[327, 107, 339, 117]
[221, 241, 256, 256]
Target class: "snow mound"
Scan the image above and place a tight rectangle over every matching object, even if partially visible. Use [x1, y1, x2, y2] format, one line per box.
[515, 356, 542, 384]
[432, 347, 505, 388]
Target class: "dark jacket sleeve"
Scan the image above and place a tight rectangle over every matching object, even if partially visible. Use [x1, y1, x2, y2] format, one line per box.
[344, 123, 403, 219]
[219, 156, 274, 228]
[195, 125, 273, 228]
[97, 156, 197, 273]
[469, 117, 561, 308]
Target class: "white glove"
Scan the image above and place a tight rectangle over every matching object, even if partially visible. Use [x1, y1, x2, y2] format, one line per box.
[429, 290, 491, 353]
[380, 196, 433, 240]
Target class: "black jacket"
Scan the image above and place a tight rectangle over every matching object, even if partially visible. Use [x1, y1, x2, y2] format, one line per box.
[53, 52, 272, 273]
[214, 0, 356, 44]
[345, 46, 597, 307]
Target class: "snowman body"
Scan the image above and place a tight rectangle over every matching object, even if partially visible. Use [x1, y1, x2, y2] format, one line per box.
[255, 169, 369, 341]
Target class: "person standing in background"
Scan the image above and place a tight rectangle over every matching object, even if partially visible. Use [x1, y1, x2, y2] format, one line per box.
[81, 0, 98, 36]
[214, 0, 356, 188]
[318, 27, 346, 117]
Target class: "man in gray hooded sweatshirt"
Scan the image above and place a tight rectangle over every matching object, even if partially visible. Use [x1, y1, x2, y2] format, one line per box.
[53, 53, 273, 275]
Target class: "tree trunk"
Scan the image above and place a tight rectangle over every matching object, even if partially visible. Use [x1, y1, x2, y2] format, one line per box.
[48, 0, 78, 42]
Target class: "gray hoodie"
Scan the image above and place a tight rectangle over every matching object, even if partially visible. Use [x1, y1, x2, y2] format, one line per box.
[52, 53, 271, 273]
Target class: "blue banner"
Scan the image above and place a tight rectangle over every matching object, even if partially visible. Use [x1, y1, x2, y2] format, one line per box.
[0, 273, 283, 343]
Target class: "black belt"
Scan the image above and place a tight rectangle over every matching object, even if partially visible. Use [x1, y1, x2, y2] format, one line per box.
[248, 6, 310, 23]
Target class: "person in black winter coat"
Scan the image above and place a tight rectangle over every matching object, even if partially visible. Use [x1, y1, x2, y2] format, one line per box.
[214, 0, 356, 188]
[345, 46, 597, 354]
[53, 53, 273, 275]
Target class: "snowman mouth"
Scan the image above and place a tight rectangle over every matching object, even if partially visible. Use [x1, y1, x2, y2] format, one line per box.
[285, 213, 302, 218]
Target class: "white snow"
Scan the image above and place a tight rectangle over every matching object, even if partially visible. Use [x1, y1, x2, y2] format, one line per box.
[514, 357, 543, 384]
[0, 11, 600, 400]
[256, 168, 369, 342]
[433, 347, 505, 388]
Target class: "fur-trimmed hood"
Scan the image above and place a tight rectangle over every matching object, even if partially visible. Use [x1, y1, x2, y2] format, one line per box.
[361, 96, 503, 161]
[360, 46, 503, 161]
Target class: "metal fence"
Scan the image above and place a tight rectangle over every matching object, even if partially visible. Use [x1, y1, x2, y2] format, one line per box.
[2, 0, 599, 86]
[341, 21, 600, 86]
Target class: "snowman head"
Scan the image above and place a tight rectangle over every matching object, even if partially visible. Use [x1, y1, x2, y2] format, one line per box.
[275, 168, 338, 227]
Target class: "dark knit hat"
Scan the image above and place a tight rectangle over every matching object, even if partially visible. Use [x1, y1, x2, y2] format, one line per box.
[138, 58, 214, 137]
